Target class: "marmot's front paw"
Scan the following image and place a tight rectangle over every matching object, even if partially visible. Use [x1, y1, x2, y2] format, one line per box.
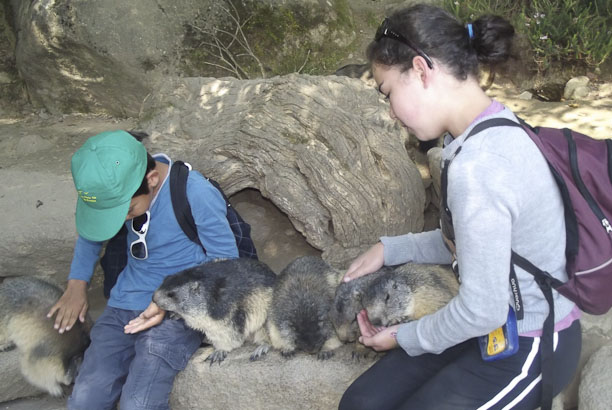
[351, 343, 376, 362]
[317, 350, 335, 360]
[205, 349, 228, 366]
[0, 342, 16, 352]
[249, 344, 269, 361]
[280, 350, 296, 359]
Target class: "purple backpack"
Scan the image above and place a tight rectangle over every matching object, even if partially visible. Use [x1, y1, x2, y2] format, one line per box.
[451, 118, 612, 410]
[465, 117, 612, 315]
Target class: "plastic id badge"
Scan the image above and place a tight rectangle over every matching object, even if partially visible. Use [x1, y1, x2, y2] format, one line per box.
[478, 306, 519, 361]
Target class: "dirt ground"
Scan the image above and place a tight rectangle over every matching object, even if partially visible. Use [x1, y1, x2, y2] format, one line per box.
[0, 79, 610, 409]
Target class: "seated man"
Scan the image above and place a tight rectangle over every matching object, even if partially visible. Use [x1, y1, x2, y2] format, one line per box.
[48, 130, 238, 410]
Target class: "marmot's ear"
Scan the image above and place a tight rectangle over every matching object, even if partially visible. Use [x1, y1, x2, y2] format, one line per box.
[352, 289, 362, 300]
[189, 282, 200, 292]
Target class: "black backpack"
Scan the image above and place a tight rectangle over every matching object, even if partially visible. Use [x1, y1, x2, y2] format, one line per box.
[100, 160, 257, 298]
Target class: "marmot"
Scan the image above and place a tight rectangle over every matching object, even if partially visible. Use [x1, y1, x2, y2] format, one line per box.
[0, 276, 91, 397]
[330, 266, 395, 343]
[153, 258, 276, 365]
[334, 63, 375, 87]
[363, 263, 459, 327]
[266, 256, 344, 360]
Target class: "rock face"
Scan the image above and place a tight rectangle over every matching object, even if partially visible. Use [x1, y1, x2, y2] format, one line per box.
[579, 345, 612, 410]
[0, 115, 138, 280]
[0, 1, 27, 115]
[140, 74, 427, 266]
[170, 344, 375, 410]
[6, 0, 356, 116]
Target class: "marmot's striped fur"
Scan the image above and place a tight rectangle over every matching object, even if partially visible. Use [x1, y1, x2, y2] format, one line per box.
[364, 263, 459, 326]
[331, 263, 459, 343]
[267, 256, 344, 360]
[0, 276, 91, 396]
[153, 258, 276, 364]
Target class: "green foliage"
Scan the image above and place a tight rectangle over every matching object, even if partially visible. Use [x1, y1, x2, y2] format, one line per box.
[443, 0, 521, 20]
[238, 0, 356, 76]
[521, 0, 612, 71]
[182, 0, 357, 79]
[442, 0, 612, 73]
[365, 10, 382, 29]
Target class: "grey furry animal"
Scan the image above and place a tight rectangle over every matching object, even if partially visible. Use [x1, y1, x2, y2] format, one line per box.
[0, 276, 91, 396]
[330, 266, 395, 343]
[331, 264, 459, 344]
[266, 256, 344, 360]
[334, 63, 373, 85]
[364, 263, 459, 327]
[153, 258, 276, 365]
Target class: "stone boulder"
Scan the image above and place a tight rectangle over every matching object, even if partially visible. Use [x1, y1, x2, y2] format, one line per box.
[0, 1, 27, 116]
[170, 345, 375, 410]
[140, 74, 427, 266]
[563, 76, 590, 100]
[0, 115, 137, 280]
[579, 345, 612, 410]
[7, 0, 356, 116]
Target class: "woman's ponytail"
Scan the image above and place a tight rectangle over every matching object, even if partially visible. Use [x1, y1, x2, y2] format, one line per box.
[470, 15, 515, 66]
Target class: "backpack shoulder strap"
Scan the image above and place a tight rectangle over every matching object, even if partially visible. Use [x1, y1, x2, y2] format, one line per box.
[170, 160, 205, 251]
[441, 117, 525, 222]
[465, 117, 523, 140]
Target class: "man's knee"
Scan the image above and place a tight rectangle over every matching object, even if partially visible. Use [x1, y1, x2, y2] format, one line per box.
[118, 365, 175, 410]
[119, 392, 171, 410]
[68, 381, 118, 410]
[118, 340, 189, 410]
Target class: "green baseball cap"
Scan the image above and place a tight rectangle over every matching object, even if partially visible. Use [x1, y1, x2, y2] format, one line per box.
[71, 130, 148, 242]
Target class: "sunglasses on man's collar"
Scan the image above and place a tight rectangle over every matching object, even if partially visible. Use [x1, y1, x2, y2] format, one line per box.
[375, 18, 434, 69]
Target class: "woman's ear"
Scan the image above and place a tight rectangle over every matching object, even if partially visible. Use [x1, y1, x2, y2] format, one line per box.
[412, 56, 432, 86]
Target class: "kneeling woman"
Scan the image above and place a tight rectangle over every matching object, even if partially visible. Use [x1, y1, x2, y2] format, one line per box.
[339, 4, 581, 410]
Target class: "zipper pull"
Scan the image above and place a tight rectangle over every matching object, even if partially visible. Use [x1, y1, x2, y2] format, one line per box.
[603, 218, 612, 234]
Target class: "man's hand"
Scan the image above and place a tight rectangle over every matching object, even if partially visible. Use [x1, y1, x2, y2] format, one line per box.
[47, 279, 89, 334]
[357, 309, 399, 352]
[343, 242, 384, 282]
[124, 301, 166, 334]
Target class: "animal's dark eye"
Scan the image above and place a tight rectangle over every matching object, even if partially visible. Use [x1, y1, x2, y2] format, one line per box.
[167, 291, 175, 299]
[392, 283, 398, 290]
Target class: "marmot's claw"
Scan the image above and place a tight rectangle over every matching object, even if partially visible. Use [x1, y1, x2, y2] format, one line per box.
[317, 350, 335, 360]
[352, 349, 379, 362]
[280, 350, 296, 359]
[205, 349, 228, 366]
[0, 343, 16, 352]
[351, 342, 378, 361]
[249, 345, 269, 361]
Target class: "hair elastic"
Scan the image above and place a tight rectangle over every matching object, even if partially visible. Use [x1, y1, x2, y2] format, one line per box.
[467, 23, 474, 40]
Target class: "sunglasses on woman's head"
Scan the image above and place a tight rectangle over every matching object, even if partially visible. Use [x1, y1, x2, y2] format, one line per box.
[375, 18, 434, 69]
[130, 210, 150, 260]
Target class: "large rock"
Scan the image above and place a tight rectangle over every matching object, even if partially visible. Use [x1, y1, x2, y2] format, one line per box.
[170, 344, 375, 410]
[140, 74, 427, 266]
[7, 0, 356, 116]
[0, 1, 27, 116]
[579, 345, 612, 410]
[0, 115, 137, 279]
